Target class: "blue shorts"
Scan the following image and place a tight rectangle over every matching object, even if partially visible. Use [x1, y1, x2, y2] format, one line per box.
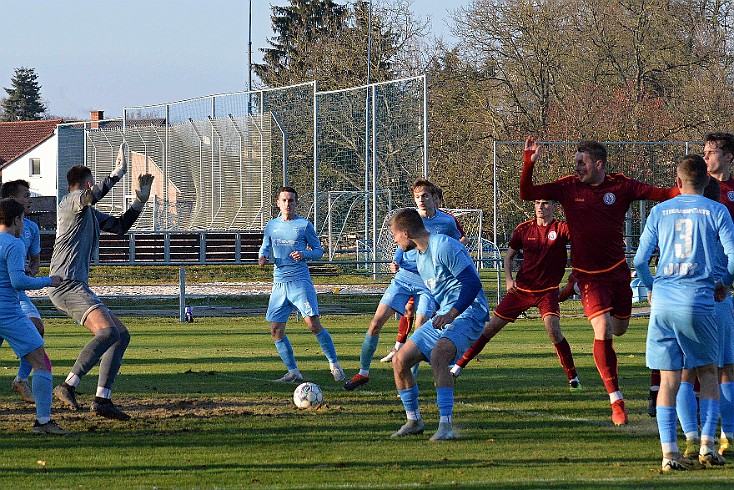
[0, 307, 44, 358]
[646, 307, 719, 370]
[266, 280, 319, 323]
[18, 291, 40, 320]
[716, 296, 734, 367]
[410, 312, 485, 364]
[380, 277, 436, 317]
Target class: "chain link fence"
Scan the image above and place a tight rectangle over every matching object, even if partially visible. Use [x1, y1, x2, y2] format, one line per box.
[57, 77, 426, 256]
[491, 141, 701, 248]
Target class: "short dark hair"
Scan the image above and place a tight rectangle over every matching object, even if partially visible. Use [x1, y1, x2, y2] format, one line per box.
[388, 208, 425, 235]
[0, 179, 30, 199]
[704, 132, 734, 157]
[0, 198, 24, 226]
[410, 178, 437, 195]
[276, 186, 298, 200]
[67, 165, 93, 187]
[577, 140, 607, 165]
[678, 154, 708, 191]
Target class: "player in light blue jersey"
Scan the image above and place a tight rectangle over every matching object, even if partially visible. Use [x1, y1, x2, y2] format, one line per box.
[345, 179, 469, 390]
[259, 187, 344, 383]
[0, 180, 45, 404]
[634, 154, 734, 471]
[0, 198, 68, 434]
[673, 176, 734, 461]
[388, 208, 489, 440]
[343, 240, 436, 390]
[377, 181, 467, 365]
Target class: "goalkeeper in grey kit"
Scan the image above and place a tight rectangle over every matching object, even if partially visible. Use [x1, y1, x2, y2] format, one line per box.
[50, 143, 154, 421]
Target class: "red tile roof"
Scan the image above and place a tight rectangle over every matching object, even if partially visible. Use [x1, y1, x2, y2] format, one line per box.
[0, 119, 61, 167]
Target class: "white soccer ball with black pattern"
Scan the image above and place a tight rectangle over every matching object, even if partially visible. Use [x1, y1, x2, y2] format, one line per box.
[293, 382, 323, 408]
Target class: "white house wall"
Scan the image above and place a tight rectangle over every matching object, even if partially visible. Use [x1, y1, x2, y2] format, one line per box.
[3, 134, 58, 197]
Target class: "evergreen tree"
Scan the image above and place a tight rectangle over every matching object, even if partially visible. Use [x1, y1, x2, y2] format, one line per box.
[2, 67, 47, 121]
[254, 0, 348, 88]
[254, 0, 423, 90]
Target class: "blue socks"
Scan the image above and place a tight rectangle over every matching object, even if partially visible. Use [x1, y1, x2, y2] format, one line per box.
[398, 385, 420, 416]
[676, 381, 699, 438]
[17, 357, 32, 380]
[315, 329, 338, 364]
[275, 337, 298, 371]
[700, 398, 720, 440]
[32, 369, 53, 422]
[436, 386, 454, 418]
[721, 382, 734, 436]
[657, 405, 678, 445]
[360, 333, 379, 372]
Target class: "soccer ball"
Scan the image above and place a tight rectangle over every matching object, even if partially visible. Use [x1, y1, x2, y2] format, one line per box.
[293, 382, 323, 408]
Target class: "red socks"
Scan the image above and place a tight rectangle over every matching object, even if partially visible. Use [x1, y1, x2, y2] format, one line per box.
[456, 333, 491, 368]
[593, 338, 619, 394]
[396, 314, 414, 344]
[553, 338, 578, 380]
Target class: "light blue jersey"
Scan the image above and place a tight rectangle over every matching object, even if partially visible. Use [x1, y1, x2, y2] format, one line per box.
[417, 233, 489, 321]
[18, 218, 41, 318]
[634, 194, 734, 313]
[392, 210, 463, 283]
[259, 215, 323, 282]
[422, 209, 462, 240]
[0, 232, 50, 357]
[20, 218, 40, 258]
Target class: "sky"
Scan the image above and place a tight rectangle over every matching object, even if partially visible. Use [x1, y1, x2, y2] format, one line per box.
[1, 0, 471, 120]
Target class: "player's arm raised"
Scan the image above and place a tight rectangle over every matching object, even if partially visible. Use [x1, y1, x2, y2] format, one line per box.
[519, 136, 564, 202]
[80, 142, 129, 207]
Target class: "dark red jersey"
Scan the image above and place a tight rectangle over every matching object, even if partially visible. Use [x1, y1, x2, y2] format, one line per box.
[520, 164, 678, 273]
[510, 218, 569, 291]
[719, 176, 734, 219]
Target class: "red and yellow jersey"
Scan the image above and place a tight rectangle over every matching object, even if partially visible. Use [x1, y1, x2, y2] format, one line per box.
[510, 218, 569, 291]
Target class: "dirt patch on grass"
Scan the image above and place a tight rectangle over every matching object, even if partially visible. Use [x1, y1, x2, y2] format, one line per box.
[0, 394, 335, 433]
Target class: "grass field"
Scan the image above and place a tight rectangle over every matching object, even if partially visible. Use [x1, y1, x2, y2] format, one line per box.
[0, 312, 731, 489]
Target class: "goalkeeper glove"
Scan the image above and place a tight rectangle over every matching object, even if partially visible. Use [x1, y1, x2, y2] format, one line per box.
[131, 174, 155, 211]
[110, 142, 128, 180]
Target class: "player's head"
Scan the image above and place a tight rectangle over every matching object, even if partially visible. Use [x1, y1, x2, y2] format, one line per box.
[67, 165, 94, 191]
[411, 178, 438, 216]
[388, 208, 425, 252]
[677, 154, 709, 194]
[534, 199, 558, 221]
[276, 186, 298, 219]
[0, 198, 25, 237]
[575, 140, 607, 185]
[1, 180, 31, 213]
[703, 132, 734, 176]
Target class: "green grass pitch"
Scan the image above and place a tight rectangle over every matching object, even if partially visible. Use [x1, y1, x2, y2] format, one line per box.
[0, 313, 731, 489]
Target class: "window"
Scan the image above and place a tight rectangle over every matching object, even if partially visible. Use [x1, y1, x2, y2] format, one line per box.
[29, 158, 41, 176]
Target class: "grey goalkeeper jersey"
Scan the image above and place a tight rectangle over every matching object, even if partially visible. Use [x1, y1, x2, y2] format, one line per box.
[50, 175, 141, 284]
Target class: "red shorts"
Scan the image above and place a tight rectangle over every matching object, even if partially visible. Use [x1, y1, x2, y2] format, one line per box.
[494, 287, 560, 322]
[575, 263, 632, 320]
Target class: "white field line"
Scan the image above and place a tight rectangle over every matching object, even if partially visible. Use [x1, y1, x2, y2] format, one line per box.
[455, 400, 609, 426]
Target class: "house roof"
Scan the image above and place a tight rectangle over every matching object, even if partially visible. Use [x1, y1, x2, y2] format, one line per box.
[0, 119, 62, 168]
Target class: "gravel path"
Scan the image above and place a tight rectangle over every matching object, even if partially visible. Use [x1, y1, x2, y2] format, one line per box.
[26, 282, 385, 298]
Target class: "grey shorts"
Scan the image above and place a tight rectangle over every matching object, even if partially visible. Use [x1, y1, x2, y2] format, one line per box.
[49, 280, 106, 325]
